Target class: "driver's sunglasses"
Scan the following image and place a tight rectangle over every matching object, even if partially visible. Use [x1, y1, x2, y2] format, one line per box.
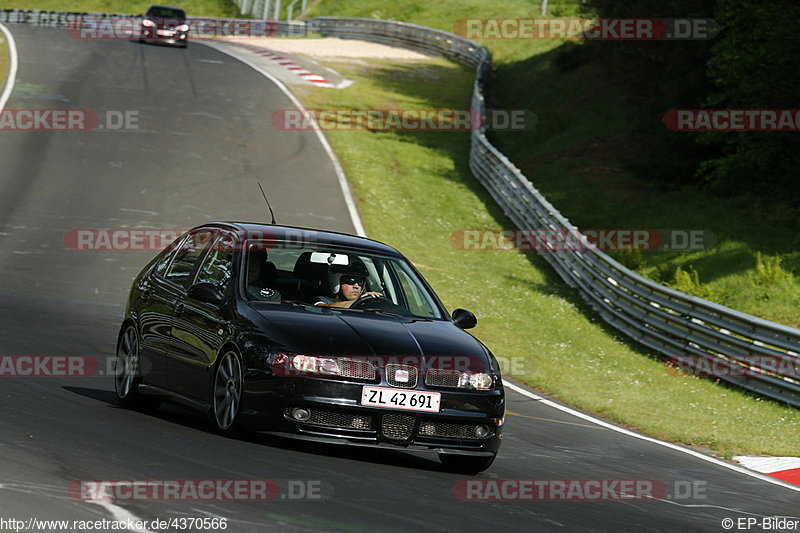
[340, 276, 366, 286]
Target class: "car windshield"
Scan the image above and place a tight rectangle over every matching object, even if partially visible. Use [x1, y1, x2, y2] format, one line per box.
[146, 7, 186, 19]
[243, 240, 443, 319]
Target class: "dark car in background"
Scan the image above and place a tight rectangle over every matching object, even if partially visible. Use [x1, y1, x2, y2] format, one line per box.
[139, 5, 189, 47]
[114, 223, 505, 473]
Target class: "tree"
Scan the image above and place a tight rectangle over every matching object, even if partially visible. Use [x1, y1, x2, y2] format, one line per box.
[699, 0, 800, 203]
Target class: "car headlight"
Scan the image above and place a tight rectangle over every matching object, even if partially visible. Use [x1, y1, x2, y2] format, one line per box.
[458, 372, 494, 390]
[177, 24, 189, 32]
[282, 354, 377, 380]
[142, 19, 155, 27]
[292, 355, 340, 375]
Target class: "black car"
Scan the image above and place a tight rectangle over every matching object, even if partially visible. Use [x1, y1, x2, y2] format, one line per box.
[139, 5, 189, 47]
[115, 223, 504, 472]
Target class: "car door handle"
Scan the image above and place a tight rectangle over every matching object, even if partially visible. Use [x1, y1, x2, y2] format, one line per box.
[174, 303, 185, 316]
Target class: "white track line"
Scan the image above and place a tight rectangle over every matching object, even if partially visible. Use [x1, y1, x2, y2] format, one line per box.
[0, 22, 19, 112]
[88, 501, 154, 533]
[196, 40, 365, 237]
[504, 380, 800, 493]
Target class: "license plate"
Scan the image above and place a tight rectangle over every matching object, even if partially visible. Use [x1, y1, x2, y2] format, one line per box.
[361, 386, 440, 413]
[157, 29, 175, 36]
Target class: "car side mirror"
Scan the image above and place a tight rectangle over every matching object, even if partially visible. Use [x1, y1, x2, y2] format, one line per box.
[452, 308, 477, 329]
[187, 282, 224, 306]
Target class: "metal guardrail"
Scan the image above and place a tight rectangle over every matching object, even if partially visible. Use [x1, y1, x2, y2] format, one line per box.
[2, 11, 797, 406]
[308, 17, 800, 408]
[233, 0, 309, 22]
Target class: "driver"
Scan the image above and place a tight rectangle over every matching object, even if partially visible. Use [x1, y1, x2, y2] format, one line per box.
[314, 261, 382, 308]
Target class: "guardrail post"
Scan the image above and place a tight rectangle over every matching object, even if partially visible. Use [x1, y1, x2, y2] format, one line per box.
[288, 0, 301, 21]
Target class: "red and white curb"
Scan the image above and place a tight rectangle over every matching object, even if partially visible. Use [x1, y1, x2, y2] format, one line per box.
[222, 41, 334, 87]
[734, 456, 800, 486]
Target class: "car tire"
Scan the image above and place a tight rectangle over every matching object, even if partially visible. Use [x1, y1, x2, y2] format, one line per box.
[211, 350, 244, 436]
[439, 452, 497, 474]
[115, 325, 143, 408]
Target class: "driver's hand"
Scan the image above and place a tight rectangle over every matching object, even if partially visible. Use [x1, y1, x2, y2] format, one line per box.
[361, 291, 383, 299]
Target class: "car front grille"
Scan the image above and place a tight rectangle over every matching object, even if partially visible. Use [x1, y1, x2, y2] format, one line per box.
[385, 364, 418, 388]
[381, 413, 414, 440]
[424, 369, 461, 388]
[418, 420, 494, 440]
[339, 359, 376, 380]
[287, 408, 372, 430]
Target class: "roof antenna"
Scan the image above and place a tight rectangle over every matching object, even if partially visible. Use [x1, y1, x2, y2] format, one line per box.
[258, 182, 276, 225]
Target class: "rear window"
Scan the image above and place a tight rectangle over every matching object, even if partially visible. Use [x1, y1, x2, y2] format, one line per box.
[146, 6, 186, 19]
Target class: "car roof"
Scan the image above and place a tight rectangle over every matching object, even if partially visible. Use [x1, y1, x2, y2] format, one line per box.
[197, 222, 404, 257]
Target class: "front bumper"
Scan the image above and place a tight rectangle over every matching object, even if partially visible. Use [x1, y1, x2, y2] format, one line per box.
[140, 29, 188, 45]
[241, 377, 504, 455]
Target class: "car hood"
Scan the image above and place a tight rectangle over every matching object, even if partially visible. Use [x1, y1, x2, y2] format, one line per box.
[251, 305, 490, 368]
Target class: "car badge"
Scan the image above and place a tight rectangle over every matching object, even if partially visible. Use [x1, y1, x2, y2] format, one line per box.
[394, 369, 410, 383]
[260, 288, 275, 298]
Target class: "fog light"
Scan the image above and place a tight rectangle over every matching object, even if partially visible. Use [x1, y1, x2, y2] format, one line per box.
[292, 408, 311, 421]
[474, 425, 491, 438]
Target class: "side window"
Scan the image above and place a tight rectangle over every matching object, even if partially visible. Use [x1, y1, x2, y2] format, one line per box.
[196, 232, 236, 291]
[395, 266, 436, 318]
[154, 233, 189, 277]
[164, 230, 214, 287]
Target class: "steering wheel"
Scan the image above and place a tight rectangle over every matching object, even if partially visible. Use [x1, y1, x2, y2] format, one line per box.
[350, 294, 397, 311]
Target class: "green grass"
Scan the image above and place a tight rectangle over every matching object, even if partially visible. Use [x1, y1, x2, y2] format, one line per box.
[489, 48, 800, 328]
[0, 1, 241, 17]
[308, 0, 800, 329]
[291, 57, 800, 458]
